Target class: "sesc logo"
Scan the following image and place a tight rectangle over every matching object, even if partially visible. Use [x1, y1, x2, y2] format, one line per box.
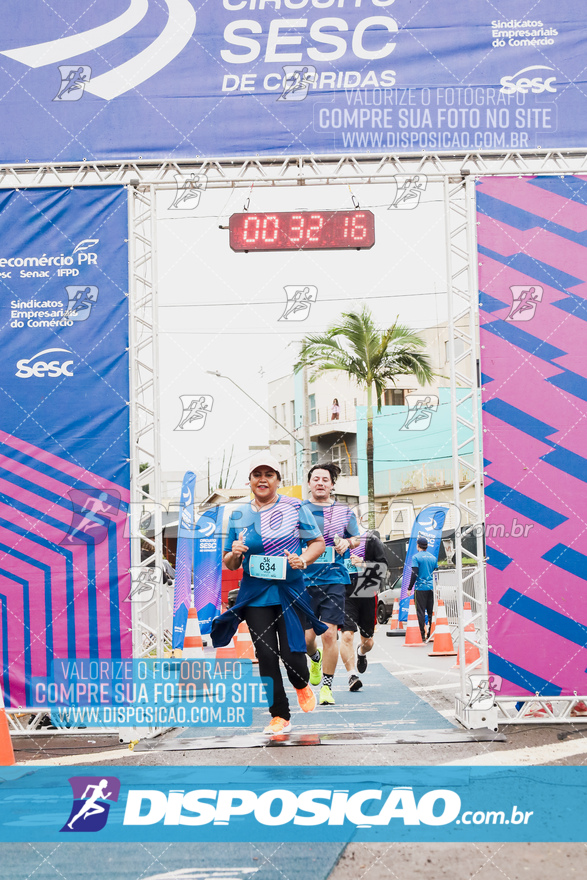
[500, 66, 557, 95]
[16, 347, 75, 379]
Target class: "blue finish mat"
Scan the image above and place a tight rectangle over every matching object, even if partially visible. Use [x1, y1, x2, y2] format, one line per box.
[171, 661, 454, 739]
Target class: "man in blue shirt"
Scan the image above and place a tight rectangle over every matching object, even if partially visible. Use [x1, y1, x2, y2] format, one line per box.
[408, 537, 437, 641]
[301, 463, 360, 706]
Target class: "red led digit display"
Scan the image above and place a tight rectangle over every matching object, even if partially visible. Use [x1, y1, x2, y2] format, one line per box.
[229, 210, 375, 252]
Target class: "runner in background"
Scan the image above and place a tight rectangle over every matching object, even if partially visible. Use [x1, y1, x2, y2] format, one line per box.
[301, 464, 360, 706]
[408, 536, 437, 641]
[341, 529, 388, 690]
[213, 453, 326, 736]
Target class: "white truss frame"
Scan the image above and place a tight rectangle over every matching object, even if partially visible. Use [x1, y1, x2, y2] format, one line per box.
[4, 148, 587, 733]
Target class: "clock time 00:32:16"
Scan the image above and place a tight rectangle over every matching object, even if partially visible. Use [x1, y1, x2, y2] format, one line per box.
[228, 209, 376, 252]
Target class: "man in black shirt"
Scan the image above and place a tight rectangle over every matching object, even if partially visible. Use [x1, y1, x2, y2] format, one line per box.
[340, 530, 388, 691]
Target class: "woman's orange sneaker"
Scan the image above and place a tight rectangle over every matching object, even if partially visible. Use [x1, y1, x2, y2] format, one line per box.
[296, 685, 316, 713]
[263, 717, 292, 734]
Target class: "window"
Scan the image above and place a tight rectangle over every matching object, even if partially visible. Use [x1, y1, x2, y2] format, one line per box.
[330, 442, 353, 476]
[272, 406, 277, 427]
[309, 394, 316, 424]
[311, 441, 318, 465]
[383, 388, 406, 406]
[290, 400, 296, 428]
[281, 403, 286, 426]
[280, 460, 289, 482]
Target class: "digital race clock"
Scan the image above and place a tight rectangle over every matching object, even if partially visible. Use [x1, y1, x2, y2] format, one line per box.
[229, 210, 375, 252]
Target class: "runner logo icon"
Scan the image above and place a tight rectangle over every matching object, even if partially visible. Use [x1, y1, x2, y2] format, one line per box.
[389, 175, 427, 210]
[278, 65, 317, 101]
[170, 172, 208, 210]
[506, 285, 543, 321]
[400, 395, 439, 431]
[65, 285, 99, 322]
[175, 395, 214, 431]
[15, 348, 75, 378]
[53, 65, 91, 101]
[61, 776, 120, 832]
[279, 286, 318, 321]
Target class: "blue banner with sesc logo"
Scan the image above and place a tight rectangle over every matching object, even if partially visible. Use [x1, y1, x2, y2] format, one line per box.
[0, 186, 131, 708]
[0, 1, 585, 161]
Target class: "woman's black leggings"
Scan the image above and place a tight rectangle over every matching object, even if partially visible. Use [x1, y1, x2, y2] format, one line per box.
[244, 604, 309, 720]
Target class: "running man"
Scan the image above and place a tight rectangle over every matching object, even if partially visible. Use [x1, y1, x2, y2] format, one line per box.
[340, 530, 388, 690]
[301, 463, 360, 705]
[67, 779, 112, 829]
[408, 536, 437, 641]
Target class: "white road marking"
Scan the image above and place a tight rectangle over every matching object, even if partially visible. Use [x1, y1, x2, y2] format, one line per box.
[411, 683, 460, 692]
[144, 869, 258, 880]
[86, 0, 196, 99]
[17, 747, 136, 766]
[1, 0, 149, 67]
[443, 737, 587, 766]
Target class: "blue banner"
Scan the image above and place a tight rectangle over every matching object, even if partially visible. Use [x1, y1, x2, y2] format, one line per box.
[399, 505, 448, 622]
[0, 186, 130, 706]
[172, 471, 196, 650]
[0, 2, 585, 161]
[193, 505, 223, 635]
[1, 766, 586, 842]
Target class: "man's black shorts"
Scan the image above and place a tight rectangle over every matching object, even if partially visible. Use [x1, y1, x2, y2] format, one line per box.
[304, 582, 346, 627]
[341, 583, 376, 638]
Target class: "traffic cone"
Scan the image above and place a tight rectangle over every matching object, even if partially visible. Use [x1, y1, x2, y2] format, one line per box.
[236, 620, 257, 662]
[216, 635, 238, 659]
[428, 600, 457, 656]
[183, 608, 205, 658]
[453, 602, 481, 668]
[403, 598, 423, 646]
[0, 685, 15, 766]
[427, 605, 436, 641]
[386, 599, 405, 634]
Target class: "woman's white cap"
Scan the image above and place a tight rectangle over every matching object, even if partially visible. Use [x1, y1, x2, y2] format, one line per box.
[248, 451, 281, 479]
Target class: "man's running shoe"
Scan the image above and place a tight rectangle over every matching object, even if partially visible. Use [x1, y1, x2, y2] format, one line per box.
[319, 684, 335, 705]
[349, 675, 362, 692]
[263, 717, 292, 734]
[309, 648, 323, 686]
[571, 700, 587, 717]
[356, 647, 368, 675]
[296, 685, 316, 713]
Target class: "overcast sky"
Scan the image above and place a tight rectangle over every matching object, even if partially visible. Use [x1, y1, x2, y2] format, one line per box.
[155, 179, 448, 493]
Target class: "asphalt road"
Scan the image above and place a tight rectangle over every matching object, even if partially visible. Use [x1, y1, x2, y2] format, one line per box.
[12, 628, 587, 768]
[6, 630, 587, 879]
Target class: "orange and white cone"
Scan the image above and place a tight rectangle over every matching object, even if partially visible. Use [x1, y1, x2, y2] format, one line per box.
[0, 685, 15, 766]
[182, 608, 205, 658]
[427, 605, 436, 641]
[388, 599, 404, 633]
[453, 603, 481, 668]
[403, 598, 423, 646]
[428, 600, 457, 656]
[236, 620, 257, 662]
[216, 635, 238, 660]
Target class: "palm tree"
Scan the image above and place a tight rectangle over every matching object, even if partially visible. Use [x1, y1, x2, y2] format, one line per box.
[294, 306, 434, 528]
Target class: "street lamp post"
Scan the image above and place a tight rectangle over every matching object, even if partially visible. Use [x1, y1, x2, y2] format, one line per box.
[206, 369, 308, 496]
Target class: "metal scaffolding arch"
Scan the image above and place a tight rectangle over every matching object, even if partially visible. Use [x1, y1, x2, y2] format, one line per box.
[4, 149, 587, 732]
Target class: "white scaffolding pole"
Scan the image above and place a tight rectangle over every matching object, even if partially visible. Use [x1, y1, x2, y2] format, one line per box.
[129, 183, 165, 659]
[443, 174, 493, 729]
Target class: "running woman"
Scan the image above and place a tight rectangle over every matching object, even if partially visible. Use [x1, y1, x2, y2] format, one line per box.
[301, 463, 360, 706]
[212, 453, 326, 735]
